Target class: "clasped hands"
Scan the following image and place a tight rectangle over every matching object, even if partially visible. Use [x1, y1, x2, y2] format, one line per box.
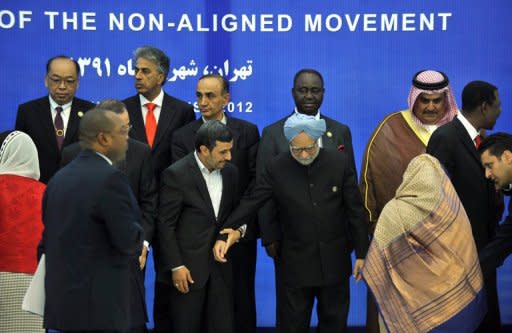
[212, 228, 242, 263]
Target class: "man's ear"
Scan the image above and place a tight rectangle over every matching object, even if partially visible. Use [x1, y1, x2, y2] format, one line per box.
[503, 150, 512, 164]
[199, 145, 209, 155]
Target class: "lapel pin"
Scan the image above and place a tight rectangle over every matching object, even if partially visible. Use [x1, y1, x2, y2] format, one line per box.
[77, 111, 84, 118]
[326, 131, 332, 138]
[332, 186, 338, 192]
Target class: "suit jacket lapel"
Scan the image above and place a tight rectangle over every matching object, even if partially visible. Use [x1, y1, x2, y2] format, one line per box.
[129, 99, 148, 144]
[454, 118, 481, 164]
[38, 98, 60, 154]
[226, 117, 240, 158]
[153, 94, 178, 150]
[188, 154, 216, 219]
[217, 167, 231, 223]
[321, 118, 337, 150]
[64, 99, 82, 145]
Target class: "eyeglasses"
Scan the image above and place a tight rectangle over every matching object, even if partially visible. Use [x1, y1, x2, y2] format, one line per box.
[119, 124, 133, 134]
[47, 76, 77, 87]
[290, 143, 317, 155]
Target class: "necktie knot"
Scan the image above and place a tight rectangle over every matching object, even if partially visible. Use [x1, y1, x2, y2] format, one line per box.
[55, 106, 63, 114]
[146, 102, 156, 113]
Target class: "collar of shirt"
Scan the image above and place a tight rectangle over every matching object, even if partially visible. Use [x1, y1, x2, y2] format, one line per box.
[293, 108, 323, 148]
[457, 112, 480, 141]
[202, 112, 227, 125]
[49, 95, 73, 133]
[139, 89, 164, 123]
[194, 151, 220, 176]
[95, 151, 113, 165]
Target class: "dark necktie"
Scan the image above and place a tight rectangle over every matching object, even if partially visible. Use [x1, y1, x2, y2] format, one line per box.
[54, 106, 64, 150]
[145, 102, 157, 148]
[474, 135, 482, 149]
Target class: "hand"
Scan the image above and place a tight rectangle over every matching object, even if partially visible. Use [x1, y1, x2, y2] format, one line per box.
[353, 259, 364, 282]
[264, 241, 280, 259]
[172, 266, 194, 293]
[138, 246, 148, 270]
[213, 228, 241, 262]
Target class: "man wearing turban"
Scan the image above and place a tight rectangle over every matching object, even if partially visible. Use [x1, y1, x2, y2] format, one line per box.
[214, 113, 369, 333]
[359, 70, 458, 332]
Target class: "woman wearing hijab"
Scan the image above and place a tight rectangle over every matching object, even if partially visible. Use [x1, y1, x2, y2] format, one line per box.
[0, 130, 45, 332]
[362, 154, 486, 333]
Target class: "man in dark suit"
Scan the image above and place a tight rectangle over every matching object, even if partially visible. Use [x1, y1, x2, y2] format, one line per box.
[427, 81, 503, 332]
[478, 133, 512, 276]
[158, 121, 245, 333]
[171, 74, 259, 333]
[123, 46, 195, 181]
[214, 114, 368, 333]
[122, 46, 195, 331]
[256, 69, 358, 327]
[41, 108, 147, 333]
[60, 99, 157, 273]
[15, 55, 95, 183]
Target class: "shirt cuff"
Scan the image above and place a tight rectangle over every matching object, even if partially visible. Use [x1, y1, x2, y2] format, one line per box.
[171, 265, 185, 272]
[237, 224, 247, 239]
[143, 241, 150, 250]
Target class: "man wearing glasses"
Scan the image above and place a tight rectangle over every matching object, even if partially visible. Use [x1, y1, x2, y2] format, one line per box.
[256, 69, 358, 328]
[215, 113, 369, 333]
[16, 55, 95, 183]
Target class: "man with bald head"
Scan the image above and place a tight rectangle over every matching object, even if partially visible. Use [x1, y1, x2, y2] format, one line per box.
[215, 113, 368, 333]
[16, 55, 95, 183]
[359, 70, 458, 332]
[41, 108, 147, 332]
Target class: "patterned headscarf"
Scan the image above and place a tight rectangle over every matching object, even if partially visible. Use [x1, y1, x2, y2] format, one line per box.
[0, 131, 40, 180]
[407, 70, 458, 127]
[283, 113, 326, 142]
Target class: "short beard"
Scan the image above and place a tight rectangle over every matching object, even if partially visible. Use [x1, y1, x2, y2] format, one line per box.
[292, 148, 319, 166]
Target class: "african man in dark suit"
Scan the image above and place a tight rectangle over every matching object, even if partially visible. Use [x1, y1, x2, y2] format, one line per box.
[427, 81, 503, 332]
[41, 108, 147, 333]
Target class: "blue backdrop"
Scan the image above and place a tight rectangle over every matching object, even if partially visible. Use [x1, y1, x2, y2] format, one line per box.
[1, 0, 511, 327]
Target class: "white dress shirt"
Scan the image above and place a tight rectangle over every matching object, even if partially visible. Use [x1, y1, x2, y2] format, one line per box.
[457, 112, 481, 146]
[139, 89, 164, 124]
[49, 96, 72, 136]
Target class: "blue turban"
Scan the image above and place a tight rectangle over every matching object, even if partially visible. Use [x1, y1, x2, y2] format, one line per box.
[283, 113, 326, 142]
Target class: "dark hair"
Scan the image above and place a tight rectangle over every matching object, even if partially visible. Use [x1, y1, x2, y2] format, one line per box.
[134, 46, 170, 86]
[461, 81, 498, 113]
[97, 99, 127, 114]
[478, 132, 512, 158]
[46, 55, 80, 77]
[198, 74, 230, 94]
[194, 121, 233, 152]
[79, 108, 117, 148]
[293, 68, 324, 87]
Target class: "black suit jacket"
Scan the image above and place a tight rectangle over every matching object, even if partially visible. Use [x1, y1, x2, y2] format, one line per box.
[480, 193, 512, 275]
[256, 113, 357, 244]
[60, 139, 158, 243]
[225, 149, 368, 287]
[427, 118, 499, 250]
[157, 153, 239, 289]
[171, 116, 260, 238]
[123, 93, 195, 180]
[15, 96, 95, 183]
[41, 150, 146, 331]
